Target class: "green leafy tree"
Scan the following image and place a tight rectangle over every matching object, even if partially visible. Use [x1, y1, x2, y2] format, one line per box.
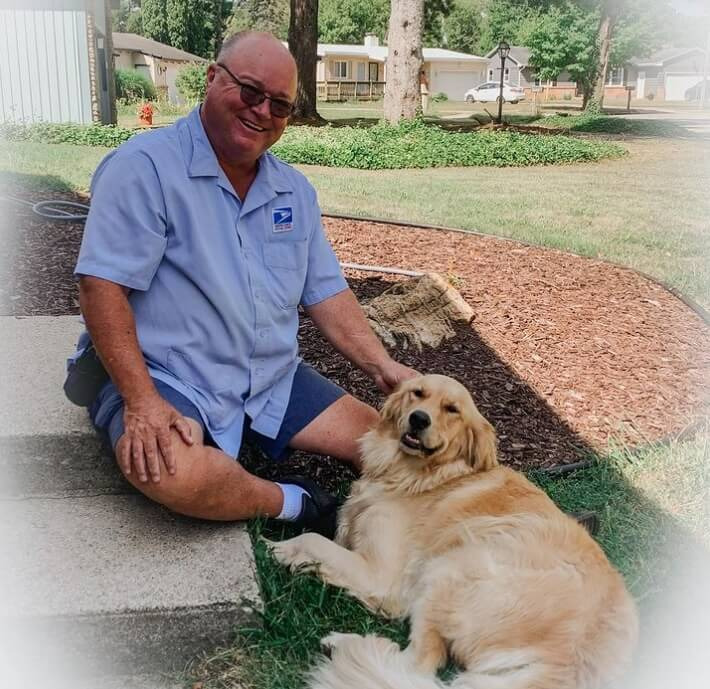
[441, 1, 485, 54]
[583, 0, 669, 111]
[528, 2, 598, 107]
[224, 0, 290, 40]
[318, 0, 389, 44]
[142, 0, 169, 43]
[112, 0, 144, 33]
[166, 0, 210, 56]
[318, 0, 453, 46]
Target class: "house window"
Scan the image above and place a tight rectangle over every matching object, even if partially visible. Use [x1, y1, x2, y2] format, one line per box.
[606, 67, 624, 86]
[488, 69, 494, 80]
[504, 67, 510, 81]
[356, 62, 366, 81]
[333, 61, 348, 78]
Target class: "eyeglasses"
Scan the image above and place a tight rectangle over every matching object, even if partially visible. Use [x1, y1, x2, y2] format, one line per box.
[215, 62, 295, 118]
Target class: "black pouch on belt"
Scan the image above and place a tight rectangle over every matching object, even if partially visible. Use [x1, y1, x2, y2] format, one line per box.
[63, 344, 110, 407]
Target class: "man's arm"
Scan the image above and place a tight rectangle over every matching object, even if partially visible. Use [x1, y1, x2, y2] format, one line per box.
[79, 276, 192, 482]
[304, 288, 417, 393]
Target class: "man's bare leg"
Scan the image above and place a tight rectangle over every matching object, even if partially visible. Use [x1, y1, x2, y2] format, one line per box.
[288, 394, 379, 471]
[118, 394, 378, 520]
[117, 419, 284, 520]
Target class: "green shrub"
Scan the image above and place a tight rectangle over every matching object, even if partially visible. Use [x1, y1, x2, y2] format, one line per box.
[115, 68, 156, 102]
[0, 121, 137, 147]
[563, 92, 573, 101]
[270, 118, 625, 169]
[176, 63, 208, 104]
[432, 92, 448, 102]
[1, 117, 625, 168]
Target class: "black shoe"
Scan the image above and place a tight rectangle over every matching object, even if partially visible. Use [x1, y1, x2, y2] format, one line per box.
[280, 475, 340, 540]
[569, 510, 600, 536]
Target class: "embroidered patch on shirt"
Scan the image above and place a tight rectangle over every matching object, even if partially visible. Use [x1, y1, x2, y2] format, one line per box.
[272, 207, 293, 233]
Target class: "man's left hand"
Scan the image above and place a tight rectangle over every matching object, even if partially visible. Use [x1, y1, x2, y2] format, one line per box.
[372, 359, 419, 394]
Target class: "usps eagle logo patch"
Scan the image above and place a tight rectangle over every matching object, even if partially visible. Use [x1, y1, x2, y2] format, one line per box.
[272, 207, 293, 233]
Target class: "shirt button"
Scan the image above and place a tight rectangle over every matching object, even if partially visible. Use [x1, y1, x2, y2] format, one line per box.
[259, 329, 268, 338]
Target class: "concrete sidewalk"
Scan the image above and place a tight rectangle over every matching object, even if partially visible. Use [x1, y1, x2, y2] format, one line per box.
[0, 316, 261, 688]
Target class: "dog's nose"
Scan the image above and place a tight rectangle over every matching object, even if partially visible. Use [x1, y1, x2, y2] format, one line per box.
[409, 410, 431, 431]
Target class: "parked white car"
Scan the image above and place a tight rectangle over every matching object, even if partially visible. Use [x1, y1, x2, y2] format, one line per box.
[464, 82, 526, 104]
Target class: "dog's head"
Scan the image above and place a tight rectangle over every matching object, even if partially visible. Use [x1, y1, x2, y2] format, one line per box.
[376, 374, 498, 473]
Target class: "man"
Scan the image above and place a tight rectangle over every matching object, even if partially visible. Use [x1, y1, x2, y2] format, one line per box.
[69, 32, 415, 535]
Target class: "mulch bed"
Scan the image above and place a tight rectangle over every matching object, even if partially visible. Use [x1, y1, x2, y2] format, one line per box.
[3, 188, 709, 486]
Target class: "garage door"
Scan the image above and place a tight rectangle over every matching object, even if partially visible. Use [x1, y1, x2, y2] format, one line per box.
[432, 70, 482, 101]
[664, 74, 703, 101]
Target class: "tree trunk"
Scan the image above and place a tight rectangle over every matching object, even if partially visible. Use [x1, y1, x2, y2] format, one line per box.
[288, 0, 325, 124]
[585, 9, 614, 113]
[383, 0, 424, 124]
[211, 0, 226, 58]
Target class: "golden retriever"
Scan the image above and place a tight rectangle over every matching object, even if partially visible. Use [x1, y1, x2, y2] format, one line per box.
[269, 374, 638, 689]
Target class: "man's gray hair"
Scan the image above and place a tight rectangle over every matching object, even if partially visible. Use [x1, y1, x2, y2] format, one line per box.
[217, 31, 252, 62]
[217, 31, 294, 64]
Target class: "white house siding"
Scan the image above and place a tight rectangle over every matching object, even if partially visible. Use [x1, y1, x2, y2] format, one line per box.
[0, 8, 92, 124]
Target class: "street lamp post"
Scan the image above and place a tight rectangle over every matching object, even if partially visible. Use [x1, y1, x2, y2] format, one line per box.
[497, 41, 510, 124]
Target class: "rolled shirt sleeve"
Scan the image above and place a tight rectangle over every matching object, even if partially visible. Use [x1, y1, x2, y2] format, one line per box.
[75, 149, 168, 291]
[300, 192, 348, 307]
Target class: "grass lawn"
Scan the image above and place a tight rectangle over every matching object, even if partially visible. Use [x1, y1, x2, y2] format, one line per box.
[2, 118, 708, 688]
[2, 134, 707, 309]
[186, 436, 710, 689]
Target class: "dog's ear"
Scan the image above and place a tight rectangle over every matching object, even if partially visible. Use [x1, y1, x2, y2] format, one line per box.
[465, 414, 498, 472]
[380, 386, 408, 427]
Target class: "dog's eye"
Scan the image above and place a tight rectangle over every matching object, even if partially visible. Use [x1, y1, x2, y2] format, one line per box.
[412, 389, 424, 398]
[444, 404, 459, 414]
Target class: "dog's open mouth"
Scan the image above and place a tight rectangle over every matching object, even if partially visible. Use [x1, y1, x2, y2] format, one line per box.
[400, 432, 440, 455]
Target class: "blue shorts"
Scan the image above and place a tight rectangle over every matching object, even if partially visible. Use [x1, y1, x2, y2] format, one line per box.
[88, 362, 346, 461]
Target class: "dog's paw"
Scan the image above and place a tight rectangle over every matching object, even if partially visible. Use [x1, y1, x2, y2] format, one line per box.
[320, 632, 363, 655]
[268, 536, 320, 573]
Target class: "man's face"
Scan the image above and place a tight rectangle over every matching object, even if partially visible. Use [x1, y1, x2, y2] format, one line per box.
[202, 37, 297, 165]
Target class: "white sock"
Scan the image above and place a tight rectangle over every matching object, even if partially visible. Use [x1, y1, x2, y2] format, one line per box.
[276, 483, 308, 521]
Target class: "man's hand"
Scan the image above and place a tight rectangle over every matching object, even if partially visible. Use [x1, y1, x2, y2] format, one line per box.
[118, 393, 194, 483]
[372, 359, 419, 395]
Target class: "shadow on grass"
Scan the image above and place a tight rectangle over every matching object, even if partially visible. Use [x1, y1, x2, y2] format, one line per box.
[0, 170, 77, 193]
[188, 276, 710, 689]
[537, 115, 704, 139]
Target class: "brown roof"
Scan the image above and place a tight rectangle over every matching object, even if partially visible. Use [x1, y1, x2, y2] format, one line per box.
[112, 33, 207, 63]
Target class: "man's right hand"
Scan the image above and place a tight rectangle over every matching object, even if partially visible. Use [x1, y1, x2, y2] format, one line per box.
[119, 393, 194, 483]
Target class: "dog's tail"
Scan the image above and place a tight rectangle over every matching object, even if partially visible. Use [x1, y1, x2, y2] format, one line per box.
[308, 634, 572, 689]
[307, 633, 444, 689]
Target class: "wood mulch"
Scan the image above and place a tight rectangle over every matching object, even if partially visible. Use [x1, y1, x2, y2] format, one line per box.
[3, 188, 708, 488]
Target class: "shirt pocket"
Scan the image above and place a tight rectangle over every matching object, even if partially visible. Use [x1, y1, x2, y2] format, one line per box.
[263, 240, 308, 309]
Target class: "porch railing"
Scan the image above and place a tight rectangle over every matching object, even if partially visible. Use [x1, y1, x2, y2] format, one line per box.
[317, 81, 386, 102]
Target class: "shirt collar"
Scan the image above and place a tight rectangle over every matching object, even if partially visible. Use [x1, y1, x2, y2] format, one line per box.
[185, 107, 292, 200]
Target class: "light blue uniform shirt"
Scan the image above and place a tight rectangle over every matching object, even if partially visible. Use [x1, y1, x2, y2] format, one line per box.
[74, 107, 347, 457]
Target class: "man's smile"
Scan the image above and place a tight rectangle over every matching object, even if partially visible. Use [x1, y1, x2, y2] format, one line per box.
[238, 117, 266, 133]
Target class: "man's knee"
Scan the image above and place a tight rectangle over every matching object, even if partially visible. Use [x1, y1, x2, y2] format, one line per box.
[115, 428, 218, 514]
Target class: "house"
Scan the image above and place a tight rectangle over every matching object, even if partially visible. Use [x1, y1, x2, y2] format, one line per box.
[485, 44, 709, 104]
[112, 32, 207, 104]
[0, 0, 116, 125]
[316, 34, 487, 101]
[625, 47, 708, 102]
[484, 45, 577, 101]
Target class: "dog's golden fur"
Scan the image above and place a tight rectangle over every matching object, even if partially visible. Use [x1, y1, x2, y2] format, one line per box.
[270, 374, 638, 689]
